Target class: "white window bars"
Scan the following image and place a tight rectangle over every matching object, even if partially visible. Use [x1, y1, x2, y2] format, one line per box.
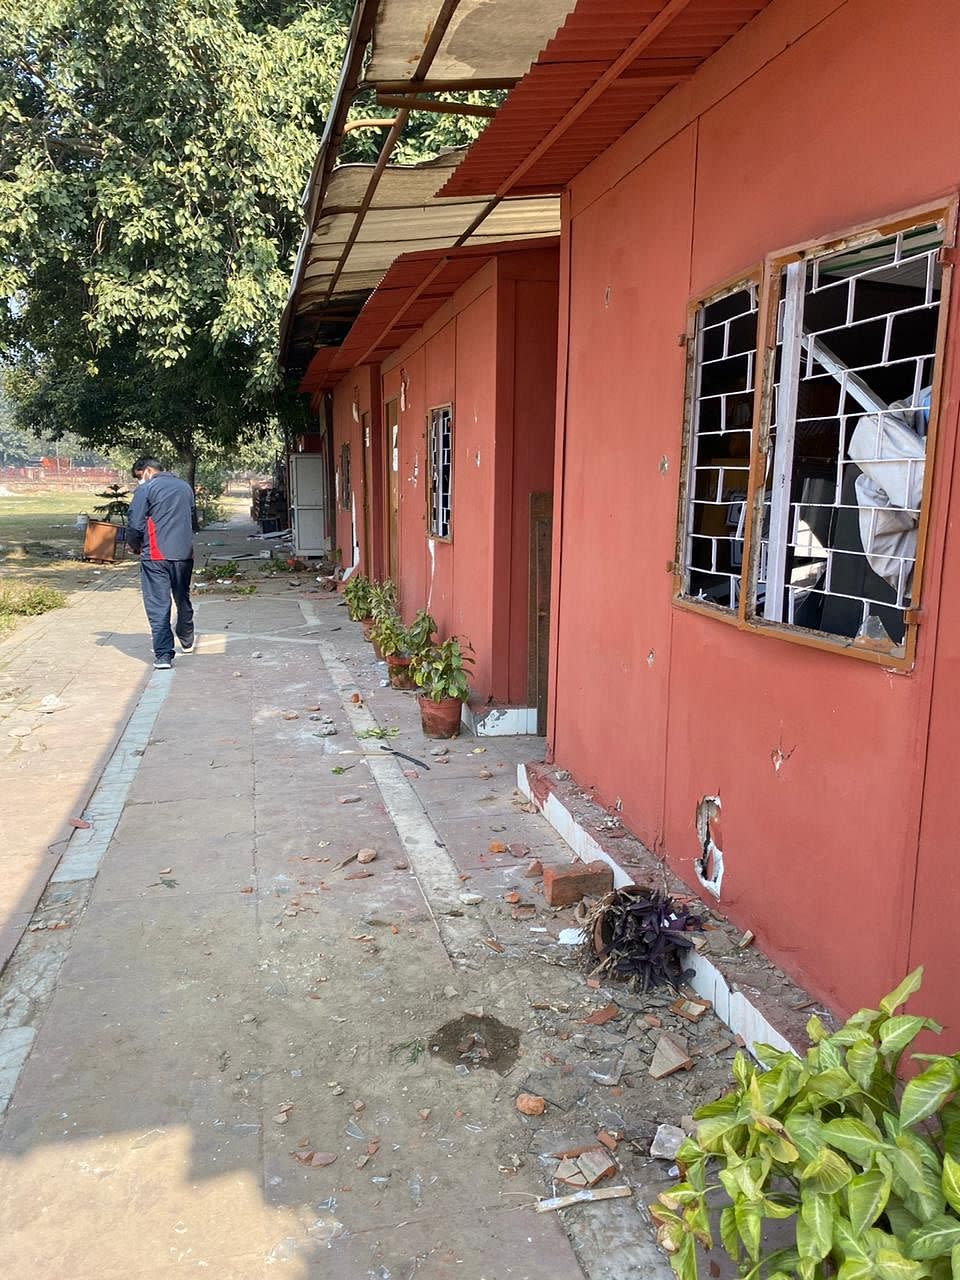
[428, 405, 453, 539]
[680, 283, 759, 609]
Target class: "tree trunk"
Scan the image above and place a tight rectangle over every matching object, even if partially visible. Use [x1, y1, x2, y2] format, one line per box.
[179, 446, 197, 492]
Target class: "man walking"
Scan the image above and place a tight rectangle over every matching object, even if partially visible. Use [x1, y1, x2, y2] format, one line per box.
[126, 457, 197, 669]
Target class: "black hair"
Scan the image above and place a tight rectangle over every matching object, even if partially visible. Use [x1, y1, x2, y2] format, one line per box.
[131, 456, 164, 477]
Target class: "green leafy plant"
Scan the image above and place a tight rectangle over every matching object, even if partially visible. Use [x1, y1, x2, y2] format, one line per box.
[368, 578, 398, 622]
[355, 726, 399, 740]
[92, 484, 131, 523]
[343, 573, 373, 621]
[198, 561, 239, 582]
[411, 636, 474, 703]
[194, 486, 226, 527]
[371, 610, 408, 658]
[652, 967, 960, 1280]
[405, 609, 436, 659]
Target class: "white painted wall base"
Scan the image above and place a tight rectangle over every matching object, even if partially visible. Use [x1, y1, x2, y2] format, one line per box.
[517, 762, 798, 1056]
[462, 704, 539, 736]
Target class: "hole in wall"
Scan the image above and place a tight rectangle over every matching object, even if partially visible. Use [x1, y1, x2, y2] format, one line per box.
[695, 795, 723, 899]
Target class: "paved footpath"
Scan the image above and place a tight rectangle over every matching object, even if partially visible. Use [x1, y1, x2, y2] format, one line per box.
[0, 525, 701, 1280]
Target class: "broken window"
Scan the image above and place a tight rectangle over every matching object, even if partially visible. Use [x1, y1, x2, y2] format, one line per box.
[340, 443, 351, 510]
[427, 404, 453, 539]
[677, 208, 952, 662]
[679, 282, 759, 609]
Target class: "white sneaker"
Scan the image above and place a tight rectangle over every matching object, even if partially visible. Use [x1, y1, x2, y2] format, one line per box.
[153, 658, 173, 669]
[178, 634, 196, 653]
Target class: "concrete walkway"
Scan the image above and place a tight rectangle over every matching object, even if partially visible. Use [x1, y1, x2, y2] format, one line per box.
[0, 525, 739, 1279]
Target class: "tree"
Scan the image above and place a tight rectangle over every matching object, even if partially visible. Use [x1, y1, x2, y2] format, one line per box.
[0, 0, 497, 475]
[0, 0, 350, 474]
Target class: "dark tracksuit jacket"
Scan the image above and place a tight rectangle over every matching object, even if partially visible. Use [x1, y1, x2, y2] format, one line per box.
[127, 473, 197, 660]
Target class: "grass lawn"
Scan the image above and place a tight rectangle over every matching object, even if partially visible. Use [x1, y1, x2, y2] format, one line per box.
[0, 486, 134, 635]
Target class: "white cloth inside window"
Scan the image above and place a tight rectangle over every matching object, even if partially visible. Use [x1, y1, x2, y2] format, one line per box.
[848, 395, 928, 591]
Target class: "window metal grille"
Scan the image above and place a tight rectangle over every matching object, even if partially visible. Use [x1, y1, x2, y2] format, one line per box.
[677, 209, 950, 661]
[680, 283, 759, 609]
[340, 443, 351, 510]
[756, 224, 943, 648]
[428, 405, 453, 539]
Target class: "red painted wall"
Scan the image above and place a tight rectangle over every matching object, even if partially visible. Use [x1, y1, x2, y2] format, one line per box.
[552, 0, 960, 1028]
[331, 366, 380, 574]
[500, 252, 561, 705]
[379, 249, 559, 705]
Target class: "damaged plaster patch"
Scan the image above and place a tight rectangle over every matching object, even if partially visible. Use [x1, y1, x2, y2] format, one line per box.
[695, 795, 724, 899]
[771, 740, 796, 773]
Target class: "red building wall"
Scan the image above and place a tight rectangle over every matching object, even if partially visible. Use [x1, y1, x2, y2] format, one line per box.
[331, 365, 380, 574]
[551, 0, 960, 1028]
[380, 250, 559, 705]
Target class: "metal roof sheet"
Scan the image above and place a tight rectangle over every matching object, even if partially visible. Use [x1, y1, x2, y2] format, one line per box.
[440, 0, 774, 198]
[365, 0, 578, 89]
[299, 236, 560, 392]
[284, 149, 559, 377]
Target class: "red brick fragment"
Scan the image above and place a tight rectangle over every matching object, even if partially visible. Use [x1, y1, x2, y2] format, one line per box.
[542, 860, 613, 908]
[580, 1002, 619, 1026]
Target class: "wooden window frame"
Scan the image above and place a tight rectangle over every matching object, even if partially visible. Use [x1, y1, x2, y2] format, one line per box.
[426, 402, 454, 542]
[674, 197, 958, 670]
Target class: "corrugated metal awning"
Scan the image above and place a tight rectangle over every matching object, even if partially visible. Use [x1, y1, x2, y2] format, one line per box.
[365, 0, 578, 90]
[440, 0, 774, 199]
[285, 148, 559, 378]
[299, 235, 560, 392]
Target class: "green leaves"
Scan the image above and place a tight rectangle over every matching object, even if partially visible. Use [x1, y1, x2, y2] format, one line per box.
[655, 970, 960, 1280]
[823, 1115, 881, 1164]
[943, 1154, 960, 1215]
[906, 1216, 960, 1260]
[847, 1169, 891, 1234]
[801, 1147, 854, 1194]
[880, 968, 925, 1016]
[797, 1193, 833, 1261]
[901, 1060, 959, 1129]
[0, 0, 361, 452]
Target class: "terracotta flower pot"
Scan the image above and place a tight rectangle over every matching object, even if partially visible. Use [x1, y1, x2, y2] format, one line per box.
[418, 694, 462, 738]
[360, 617, 375, 641]
[386, 654, 416, 690]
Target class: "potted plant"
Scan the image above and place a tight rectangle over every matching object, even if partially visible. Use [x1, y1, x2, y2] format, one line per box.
[411, 635, 474, 737]
[376, 608, 436, 690]
[92, 483, 132, 524]
[366, 579, 397, 657]
[84, 482, 133, 562]
[372, 611, 412, 687]
[343, 572, 373, 623]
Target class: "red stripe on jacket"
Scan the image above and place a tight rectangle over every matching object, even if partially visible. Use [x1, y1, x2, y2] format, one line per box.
[146, 516, 164, 561]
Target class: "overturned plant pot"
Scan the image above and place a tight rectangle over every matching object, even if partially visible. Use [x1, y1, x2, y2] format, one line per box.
[386, 654, 416, 690]
[418, 695, 462, 738]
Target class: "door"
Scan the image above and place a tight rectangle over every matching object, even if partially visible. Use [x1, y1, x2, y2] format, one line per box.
[288, 453, 331, 556]
[384, 398, 400, 580]
[361, 412, 373, 573]
[528, 492, 553, 734]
